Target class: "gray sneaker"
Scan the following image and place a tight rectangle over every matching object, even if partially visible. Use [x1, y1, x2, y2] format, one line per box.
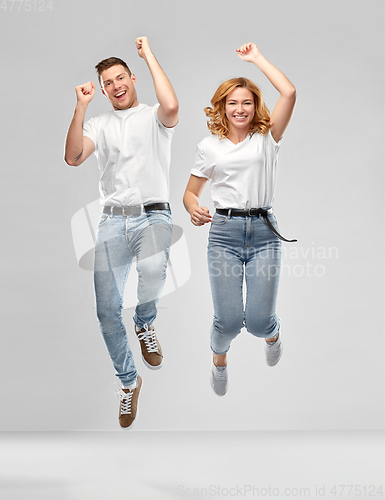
[265, 334, 283, 366]
[210, 361, 228, 396]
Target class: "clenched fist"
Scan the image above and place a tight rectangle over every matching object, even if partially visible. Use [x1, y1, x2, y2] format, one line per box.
[75, 81, 95, 106]
[135, 37, 153, 60]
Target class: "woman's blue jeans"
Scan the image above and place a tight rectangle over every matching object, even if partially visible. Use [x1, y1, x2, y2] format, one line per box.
[93, 209, 172, 386]
[207, 211, 281, 355]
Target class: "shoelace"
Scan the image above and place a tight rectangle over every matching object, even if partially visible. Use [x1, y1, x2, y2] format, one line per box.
[116, 387, 133, 415]
[214, 366, 227, 380]
[136, 324, 159, 353]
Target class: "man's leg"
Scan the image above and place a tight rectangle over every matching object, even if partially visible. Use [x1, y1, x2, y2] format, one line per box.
[130, 211, 172, 369]
[132, 211, 172, 327]
[94, 215, 138, 387]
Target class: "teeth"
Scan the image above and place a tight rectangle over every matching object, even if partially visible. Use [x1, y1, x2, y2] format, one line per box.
[115, 91, 125, 97]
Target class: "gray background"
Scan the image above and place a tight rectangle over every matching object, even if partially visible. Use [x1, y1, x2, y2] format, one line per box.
[0, 0, 383, 431]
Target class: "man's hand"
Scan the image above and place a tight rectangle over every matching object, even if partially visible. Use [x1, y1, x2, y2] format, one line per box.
[135, 37, 152, 60]
[75, 82, 95, 106]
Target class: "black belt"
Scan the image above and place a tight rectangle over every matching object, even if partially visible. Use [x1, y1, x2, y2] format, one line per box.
[216, 208, 297, 243]
[103, 202, 170, 216]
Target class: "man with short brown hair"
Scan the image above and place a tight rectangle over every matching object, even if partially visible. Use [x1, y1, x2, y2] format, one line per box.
[64, 37, 179, 429]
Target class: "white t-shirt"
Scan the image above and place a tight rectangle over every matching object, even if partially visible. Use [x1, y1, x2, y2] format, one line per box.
[191, 130, 282, 209]
[83, 103, 174, 206]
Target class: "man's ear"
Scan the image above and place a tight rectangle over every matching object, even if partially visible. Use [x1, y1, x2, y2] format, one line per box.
[131, 74, 137, 86]
[101, 87, 107, 98]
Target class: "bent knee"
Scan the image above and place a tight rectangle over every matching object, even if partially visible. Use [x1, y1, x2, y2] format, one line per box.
[246, 317, 279, 338]
[213, 316, 243, 338]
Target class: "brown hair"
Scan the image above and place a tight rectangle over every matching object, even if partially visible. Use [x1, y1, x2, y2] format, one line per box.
[95, 57, 131, 86]
[204, 77, 271, 139]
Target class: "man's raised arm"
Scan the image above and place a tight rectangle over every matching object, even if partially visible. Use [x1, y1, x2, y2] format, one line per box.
[64, 81, 96, 167]
[135, 37, 179, 128]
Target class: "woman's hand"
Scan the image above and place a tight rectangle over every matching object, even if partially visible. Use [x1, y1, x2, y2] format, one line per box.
[190, 206, 212, 226]
[236, 42, 261, 62]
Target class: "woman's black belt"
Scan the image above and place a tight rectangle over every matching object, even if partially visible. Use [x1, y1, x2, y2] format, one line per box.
[216, 208, 297, 243]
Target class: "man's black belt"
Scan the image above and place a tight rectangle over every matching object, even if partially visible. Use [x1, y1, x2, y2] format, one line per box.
[216, 208, 297, 243]
[103, 203, 170, 216]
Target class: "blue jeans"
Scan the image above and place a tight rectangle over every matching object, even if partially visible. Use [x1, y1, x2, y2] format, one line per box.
[94, 209, 172, 386]
[207, 211, 281, 355]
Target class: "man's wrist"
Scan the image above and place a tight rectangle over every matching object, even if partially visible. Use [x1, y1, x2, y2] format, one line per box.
[75, 101, 88, 111]
[142, 51, 156, 65]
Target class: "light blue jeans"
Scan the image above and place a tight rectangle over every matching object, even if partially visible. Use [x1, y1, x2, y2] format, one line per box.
[94, 209, 172, 386]
[207, 211, 281, 355]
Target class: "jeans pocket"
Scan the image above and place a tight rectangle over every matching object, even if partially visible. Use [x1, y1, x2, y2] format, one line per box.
[97, 214, 110, 227]
[266, 213, 279, 231]
[146, 209, 172, 225]
[211, 213, 228, 226]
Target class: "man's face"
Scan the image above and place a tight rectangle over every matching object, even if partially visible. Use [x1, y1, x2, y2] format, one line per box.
[100, 65, 139, 111]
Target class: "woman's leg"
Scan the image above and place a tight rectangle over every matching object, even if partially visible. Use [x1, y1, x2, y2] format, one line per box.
[207, 217, 245, 355]
[244, 215, 282, 339]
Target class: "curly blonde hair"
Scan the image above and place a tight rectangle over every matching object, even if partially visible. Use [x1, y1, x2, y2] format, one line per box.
[204, 77, 270, 139]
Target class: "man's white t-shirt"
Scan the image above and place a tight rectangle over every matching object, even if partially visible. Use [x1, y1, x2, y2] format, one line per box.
[83, 103, 174, 206]
[191, 130, 282, 209]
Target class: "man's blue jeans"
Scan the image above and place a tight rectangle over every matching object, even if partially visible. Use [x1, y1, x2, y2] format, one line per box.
[94, 209, 172, 386]
[207, 211, 281, 355]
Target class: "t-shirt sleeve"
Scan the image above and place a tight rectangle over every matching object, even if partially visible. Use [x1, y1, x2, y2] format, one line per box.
[268, 129, 283, 154]
[83, 117, 98, 150]
[154, 103, 176, 134]
[190, 145, 214, 180]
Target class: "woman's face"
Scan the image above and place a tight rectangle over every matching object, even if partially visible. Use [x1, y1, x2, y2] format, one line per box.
[225, 87, 255, 133]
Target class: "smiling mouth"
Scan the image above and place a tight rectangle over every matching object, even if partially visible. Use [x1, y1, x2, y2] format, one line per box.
[114, 90, 127, 99]
[233, 115, 248, 120]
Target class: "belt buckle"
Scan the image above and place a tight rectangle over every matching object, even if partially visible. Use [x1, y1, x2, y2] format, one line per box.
[249, 208, 258, 217]
[122, 206, 127, 217]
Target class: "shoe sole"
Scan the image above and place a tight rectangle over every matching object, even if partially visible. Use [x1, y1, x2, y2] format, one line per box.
[142, 355, 163, 370]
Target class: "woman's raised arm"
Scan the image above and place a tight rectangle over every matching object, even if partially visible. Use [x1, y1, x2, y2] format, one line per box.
[236, 42, 296, 143]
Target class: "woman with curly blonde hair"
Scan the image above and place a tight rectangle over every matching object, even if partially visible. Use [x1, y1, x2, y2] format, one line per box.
[183, 42, 296, 396]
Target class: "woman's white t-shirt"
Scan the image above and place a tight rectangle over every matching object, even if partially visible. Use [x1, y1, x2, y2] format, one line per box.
[191, 130, 282, 209]
[83, 103, 174, 207]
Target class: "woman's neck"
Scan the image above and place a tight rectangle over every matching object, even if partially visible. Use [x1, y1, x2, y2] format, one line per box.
[227, 129, 249, 145]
